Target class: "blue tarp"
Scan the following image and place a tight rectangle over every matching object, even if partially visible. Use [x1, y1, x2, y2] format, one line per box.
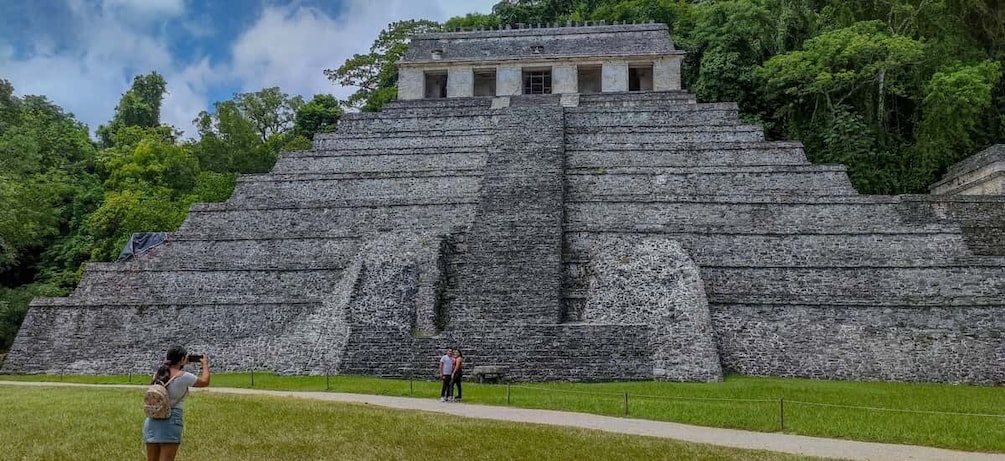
[117, 232, 168, 262]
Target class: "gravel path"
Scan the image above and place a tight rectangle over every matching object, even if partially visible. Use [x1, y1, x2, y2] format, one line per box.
[4, 381, 1003, 461]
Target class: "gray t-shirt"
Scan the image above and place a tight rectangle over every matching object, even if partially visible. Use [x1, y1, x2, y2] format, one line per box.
[166, 372, 198, 409]
[440, 355, 454, 375]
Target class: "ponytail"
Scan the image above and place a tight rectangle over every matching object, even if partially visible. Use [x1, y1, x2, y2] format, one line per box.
[151, 346, 187, 385]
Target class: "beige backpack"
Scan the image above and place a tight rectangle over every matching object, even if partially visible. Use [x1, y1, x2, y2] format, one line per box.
[143, 375, 179, 419]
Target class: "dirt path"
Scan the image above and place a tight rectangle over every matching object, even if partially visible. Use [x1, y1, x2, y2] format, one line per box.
[3, 381, 1002, 461]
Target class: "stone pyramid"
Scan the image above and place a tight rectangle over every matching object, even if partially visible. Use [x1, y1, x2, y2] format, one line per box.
[5, 90, 1004, 383]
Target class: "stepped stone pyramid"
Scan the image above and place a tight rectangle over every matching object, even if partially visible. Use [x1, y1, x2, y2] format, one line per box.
[5, 23, 1005, 383]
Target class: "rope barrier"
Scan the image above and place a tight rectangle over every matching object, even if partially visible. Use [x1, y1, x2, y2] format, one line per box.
[628, 393, 777, 403]
[508, 384, 624, 396]
[785, 400, 1005, 418]
[504, 385, 1005, 418]
[508, 385, 776, 403]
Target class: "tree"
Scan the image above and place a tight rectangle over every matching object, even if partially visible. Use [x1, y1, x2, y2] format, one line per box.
[293, 94, 343, 140]
[492, 0, 576, 24]
[192, 87, 308, 174]
[444, 13, 501, 30]
[0, 84, 97, 273]
[233, 87, 304, 143]
[325, 19, 441, 111]
[97, 72, 168, 147]
[915, 60, 1002, 184]
[193, 100, 269, 173]
[98, 135, 200, 198]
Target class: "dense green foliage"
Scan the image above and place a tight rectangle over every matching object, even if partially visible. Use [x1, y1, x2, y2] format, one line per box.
[4, 373, 1005, 451]
[336, 0, 1003, 193]
[0, 76, 342, 351]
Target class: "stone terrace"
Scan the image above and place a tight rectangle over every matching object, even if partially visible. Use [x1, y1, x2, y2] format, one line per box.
[4, 91, 1004, 384]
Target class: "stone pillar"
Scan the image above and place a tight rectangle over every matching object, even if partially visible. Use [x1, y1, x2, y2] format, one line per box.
[602, 61, 628, 93]
[654, 56, 683, 91]
[398, 67, 424, 100]
[447, 66, 474, 98]
[496, 65, 523, 96]
[552, 64, 578, 94]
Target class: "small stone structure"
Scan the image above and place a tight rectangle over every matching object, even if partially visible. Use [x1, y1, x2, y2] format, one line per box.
[931, 145, 1005, 195]
[397, 23, 683, 99]
[471, 366, 508, 383]
[4, 24, 1005, 384]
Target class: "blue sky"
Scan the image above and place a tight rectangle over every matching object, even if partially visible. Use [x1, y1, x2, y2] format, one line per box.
[0, 0, 496, 138]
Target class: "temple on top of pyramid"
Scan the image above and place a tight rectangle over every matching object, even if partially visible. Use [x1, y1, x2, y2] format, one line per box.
[396, 22, 683, 98]
[4, 23, 1004, 385]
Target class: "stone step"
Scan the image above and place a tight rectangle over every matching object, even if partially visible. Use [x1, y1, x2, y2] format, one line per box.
[565, 199, 962, 234]
[563, 231, 973, 268]
[228, 174, 482, 206]
[224, 193, 480, 210]
[365, 107, 499, 118]
[702, 266, 1005, 306]
[272, 151, 488, 175]
[566, 164, 856, 197]
[314, 133, 493, 151]
[318, 128, 492, 139]
[179, 203, 476, 238]
[29, 296, 317, 307]
[71, 266, 344, 302]
[508, 94, 564, 107]
[283, 146, 491, 157]
[124, 237, 362, 270]
[565, 264, 1005, 306]
[337, 114, 499, 133]
[576, 91, 697, 107]
[381, 97, 495, 112]
[565, 104, 740, 127]
[566, 125, 765, 146]
[568, 101, 736, 113]
[255, 170, 484, 181]
[567, 142, 810, 167]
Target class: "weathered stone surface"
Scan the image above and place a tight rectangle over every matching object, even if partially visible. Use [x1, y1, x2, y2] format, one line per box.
[402, 24, 679, 64]
[4, 87, 1004, 384]
[930, 145, 1005, 195]
[582, 237, 722, 381]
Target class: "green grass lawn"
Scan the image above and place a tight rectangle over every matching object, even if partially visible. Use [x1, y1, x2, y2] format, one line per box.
[3, 373, 1004, 452]
[0, 385, 819, 461]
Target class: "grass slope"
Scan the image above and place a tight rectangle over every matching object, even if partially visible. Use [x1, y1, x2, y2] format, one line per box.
[3, 373, 1004, 452]
[0, 385, 817, 461]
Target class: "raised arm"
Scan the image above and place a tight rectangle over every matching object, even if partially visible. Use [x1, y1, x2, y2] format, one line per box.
[194, 355, 211, 387]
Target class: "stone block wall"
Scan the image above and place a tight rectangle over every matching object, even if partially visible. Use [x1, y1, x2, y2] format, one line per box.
[5, 91, 1004, 385]
[559, 95, 1005, 384]
[930, 145, 1005, 195]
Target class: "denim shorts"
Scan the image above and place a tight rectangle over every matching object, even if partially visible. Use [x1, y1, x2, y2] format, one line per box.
[143, 408, 184, 443]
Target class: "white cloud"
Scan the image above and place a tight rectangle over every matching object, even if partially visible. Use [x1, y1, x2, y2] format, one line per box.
[162, 58, 217, 134]
[1, 0, 497, 139]
[0, 0, 214, 137]
[227, 0, 498, 103]
[102, 0, 186, 18]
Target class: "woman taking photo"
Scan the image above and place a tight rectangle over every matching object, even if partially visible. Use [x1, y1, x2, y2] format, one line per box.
[143, 346, 210, 461]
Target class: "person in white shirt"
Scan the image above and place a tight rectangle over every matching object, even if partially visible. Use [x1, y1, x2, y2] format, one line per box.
[438, 348, 454, 401]
[143, 346, 211, 461]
